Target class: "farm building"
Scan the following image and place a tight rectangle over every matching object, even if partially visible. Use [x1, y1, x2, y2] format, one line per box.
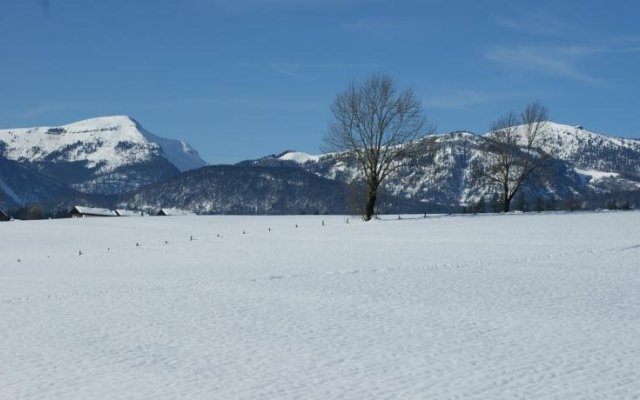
[156, 208, 194, 216]
[69, 206, 116, 218]
[115, 209, 144, 217]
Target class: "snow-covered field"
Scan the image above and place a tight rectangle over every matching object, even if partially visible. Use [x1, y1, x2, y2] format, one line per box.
[2, 212, 640, 399]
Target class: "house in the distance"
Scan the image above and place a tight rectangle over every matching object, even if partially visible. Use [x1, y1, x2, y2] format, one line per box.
[115, 209, 144, 217]
[156, 208, 194, 216]
[0, 209, 10, 221]
[69, 206, 116, 218]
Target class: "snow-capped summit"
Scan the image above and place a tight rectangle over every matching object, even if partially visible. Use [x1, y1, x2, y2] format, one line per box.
[497, 121, 640, 161]
[490, 121, 640, 184]
[0, 115, 206, 173]
[277, 150, 322, 164]
[0, 116, 208, 194]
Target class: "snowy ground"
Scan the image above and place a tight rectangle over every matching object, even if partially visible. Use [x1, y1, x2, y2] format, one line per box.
[1, 212, 640, 399]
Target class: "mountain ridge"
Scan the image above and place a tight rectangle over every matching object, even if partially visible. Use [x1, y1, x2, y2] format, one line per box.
[251, 121, 640, 210]
[0, 115, 207, 196]
[0, 115, 207, 172]
[2, 118, 640, 215]
[119, 164, 429, 215]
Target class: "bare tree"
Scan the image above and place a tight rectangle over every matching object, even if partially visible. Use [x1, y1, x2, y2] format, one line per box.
[480, 102, 550, 212]
[323, 74, 430, 220]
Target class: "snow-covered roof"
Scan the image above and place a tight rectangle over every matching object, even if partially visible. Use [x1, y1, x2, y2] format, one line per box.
[71, 206, 116, 217]
[157, 208, 194, 216]
[115, 209, 143, 217]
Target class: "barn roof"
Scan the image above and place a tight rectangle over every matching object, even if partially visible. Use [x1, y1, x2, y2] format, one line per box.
[157, 208, 194, 216]
[71, 206, 116, 217]
[115, 209, 143, 216]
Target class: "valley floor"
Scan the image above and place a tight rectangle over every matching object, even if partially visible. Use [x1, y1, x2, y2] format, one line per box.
[1, 212, 640, 399]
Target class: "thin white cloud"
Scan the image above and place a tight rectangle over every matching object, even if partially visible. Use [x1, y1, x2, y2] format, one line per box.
[608, 36, 640, 53]
[489, 14, 640, 84]
[486, 45, 605, 85]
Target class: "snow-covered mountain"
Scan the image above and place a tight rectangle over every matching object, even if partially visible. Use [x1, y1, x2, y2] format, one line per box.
[120, 165, 425, 215]
[3, 117, 639, 214]
[0, 116, 207, 195]
[250, 122, 640, 211]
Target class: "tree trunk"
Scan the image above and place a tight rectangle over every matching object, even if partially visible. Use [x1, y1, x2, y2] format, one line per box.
[502, 191, 510, 213]
[364, 181, 378, 221]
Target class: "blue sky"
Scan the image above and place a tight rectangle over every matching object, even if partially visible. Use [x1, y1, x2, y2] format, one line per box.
[1, 0, 638, 164]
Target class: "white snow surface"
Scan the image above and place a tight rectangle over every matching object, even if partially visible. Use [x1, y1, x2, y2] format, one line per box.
[0, 115, 207, 172]
[498, 121, 640, 160]
[574, 168, 620, 182]
[2, 212, 640, 399]
[277, 151, 322, 164]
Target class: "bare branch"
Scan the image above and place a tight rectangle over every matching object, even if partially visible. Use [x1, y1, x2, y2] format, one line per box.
[322, 74, 430, 220]
[478, 102, 551, 212]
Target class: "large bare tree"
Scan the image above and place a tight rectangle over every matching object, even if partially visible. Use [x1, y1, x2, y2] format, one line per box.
[480, 102, 550, 212]
[323, 74, 429, 220]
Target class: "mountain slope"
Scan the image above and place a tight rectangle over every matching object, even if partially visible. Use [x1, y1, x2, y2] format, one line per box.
[3, 117, 638, 214]
[0, 116, 207, 194]
[251, 122, 640, 210]
[121, 165, 352, 215]
[120, 165, 428, 215]
[0, 155, 78, 210]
